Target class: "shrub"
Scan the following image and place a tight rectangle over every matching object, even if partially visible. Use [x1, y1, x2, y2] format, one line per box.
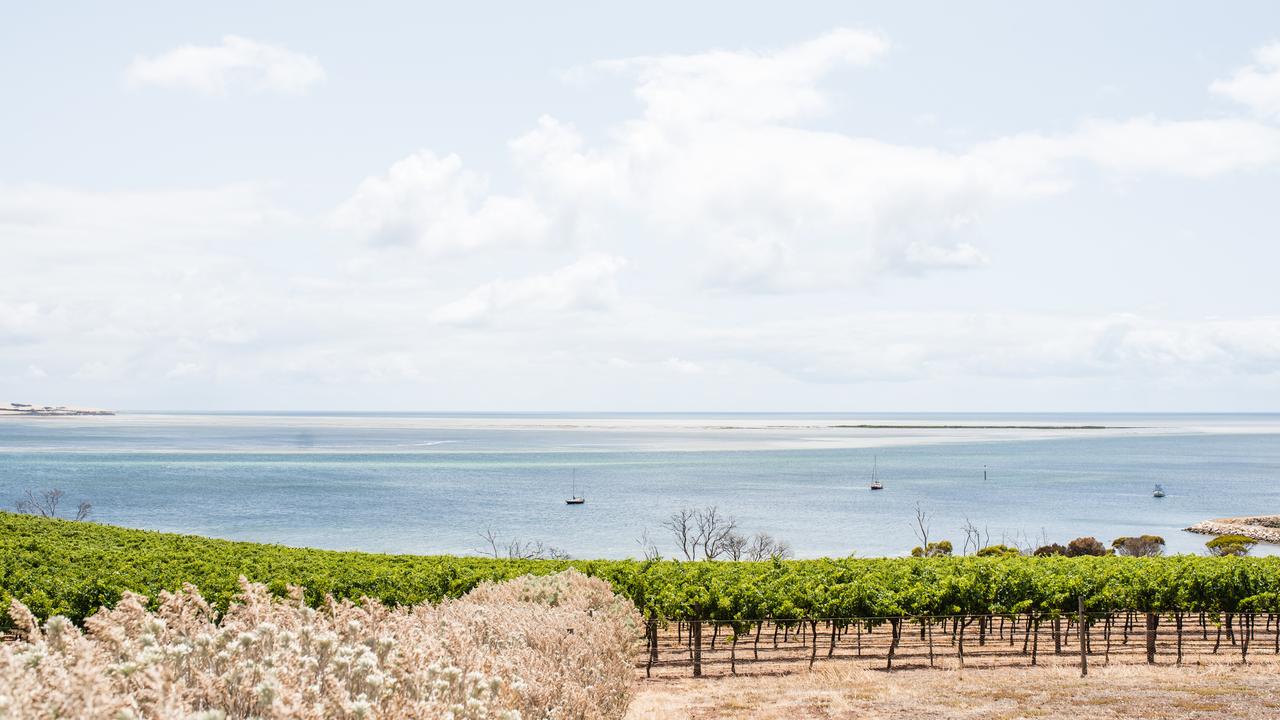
[1065, 537, 1107, 557]
[1207, 534, 1257, 557]
[975, 544, 1022, 557]
[1111, 535, 1166, 557]
[0, 570, 642, 720]
[1033, 543, 1068, 556]
[911, 540, 953, 557]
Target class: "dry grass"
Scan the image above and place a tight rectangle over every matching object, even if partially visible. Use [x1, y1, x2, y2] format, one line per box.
[2, 570, 643, 719]
[627, 662, 1280, 719]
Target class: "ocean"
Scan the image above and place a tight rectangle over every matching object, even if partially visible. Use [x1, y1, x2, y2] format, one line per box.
[1, 412, 1277, 558]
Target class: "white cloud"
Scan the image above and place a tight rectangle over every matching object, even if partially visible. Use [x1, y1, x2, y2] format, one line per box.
[431, 254, 627, 326]
[1211, 43, 1280, 119]
[335, 150, 550, 254]
[6, 28, 1280, 410]
[974, 117, 1280, 179]
[126, 35, 325, 96]
[662, 357, 703, 374]
[503, 32, 1280, 295]
[592, 27, 889, 125]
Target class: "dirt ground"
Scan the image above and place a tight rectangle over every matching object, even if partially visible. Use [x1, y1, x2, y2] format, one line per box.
[626, 662, 1280, 719]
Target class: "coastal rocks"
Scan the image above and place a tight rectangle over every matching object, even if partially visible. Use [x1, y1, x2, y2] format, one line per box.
[1185, 516, 1280, 545]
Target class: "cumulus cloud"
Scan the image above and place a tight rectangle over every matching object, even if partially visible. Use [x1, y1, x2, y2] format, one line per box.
[335, 150, 550, 254]
[506, 32, 1280, 294]
[591, 27, 889, 125]
[125, 35, 325, 96]
[431, 254, 627, 326]
[973, 117, 1280, 179]
[1211, 43, 1280, 119]
[6, 29, 1280, 410]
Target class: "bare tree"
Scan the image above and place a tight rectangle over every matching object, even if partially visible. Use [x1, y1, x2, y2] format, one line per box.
[695, 506, 738, 560]
[721, 531, 749, 560]
[15, 488, 65, 518]
[960, 517, 978, 555]
[662, 508, 700, 560]
[474, 526, 569, 560]
[911, 502, 931, 549]
[663, 506, 792, 562]
[1009, 529, 1037, 556]
[476, 526, 502, 558]
[504, 539, 571, 560]
[745, 532, 793, 561]
[635, 530, 662, 561]
[663, 506, 741, 560]
[75, 501, 93, 522]
[960, 517, 992, 556]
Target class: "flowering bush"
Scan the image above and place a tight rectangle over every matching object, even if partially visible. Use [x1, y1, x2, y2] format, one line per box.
[0, 569, 642, 719]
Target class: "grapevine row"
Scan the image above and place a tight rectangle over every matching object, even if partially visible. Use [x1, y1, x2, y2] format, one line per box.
[3, 512, 1279, 628]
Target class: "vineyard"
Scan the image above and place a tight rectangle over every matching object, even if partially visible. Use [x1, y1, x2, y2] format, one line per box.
[5, 512, 1280, 676]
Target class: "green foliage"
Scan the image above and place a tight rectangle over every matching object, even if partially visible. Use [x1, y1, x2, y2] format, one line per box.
[910, 540, 953, 557]
[4, 512, 1280, 628]
[975, 544, 1021, 558]
[1065, 536, 1107, 557]
[1111, 535, 1166, 557]
[1206, 534, 1257, 557]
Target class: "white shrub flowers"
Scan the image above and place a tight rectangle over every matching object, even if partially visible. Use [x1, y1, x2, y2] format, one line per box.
[1, 570, 642, 719]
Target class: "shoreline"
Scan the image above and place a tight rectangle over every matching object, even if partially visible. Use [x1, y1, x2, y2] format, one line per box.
[1185, 515, 1280, 545]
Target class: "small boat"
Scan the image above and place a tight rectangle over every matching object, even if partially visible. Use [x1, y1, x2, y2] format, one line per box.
[565, 469, 586, 505]
[1152, 484, 1165, 498]
[869, 456, 884, 490]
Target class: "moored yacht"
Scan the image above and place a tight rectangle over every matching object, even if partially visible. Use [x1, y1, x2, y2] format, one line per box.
[870, 456, 884, 490]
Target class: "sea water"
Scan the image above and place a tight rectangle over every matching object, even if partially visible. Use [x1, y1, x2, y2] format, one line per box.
[1, 412, 1277, 558]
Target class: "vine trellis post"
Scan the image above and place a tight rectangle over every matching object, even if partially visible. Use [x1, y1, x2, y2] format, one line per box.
[1078, 596, 1087, 677]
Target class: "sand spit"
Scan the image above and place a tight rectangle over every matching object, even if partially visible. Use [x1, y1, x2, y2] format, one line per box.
[1185, 515, 1280, 545]
[0, 402, 113, 416]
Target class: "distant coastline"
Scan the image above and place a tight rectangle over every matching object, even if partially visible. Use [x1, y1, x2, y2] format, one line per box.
[1, 402, 114, 417]
[827, 424, 1116, 430]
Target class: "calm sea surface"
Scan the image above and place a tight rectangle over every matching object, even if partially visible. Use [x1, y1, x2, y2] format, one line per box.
[2, 412, 1278, 558]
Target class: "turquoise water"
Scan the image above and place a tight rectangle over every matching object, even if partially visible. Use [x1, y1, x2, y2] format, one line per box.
[1, 413, 1277, 557]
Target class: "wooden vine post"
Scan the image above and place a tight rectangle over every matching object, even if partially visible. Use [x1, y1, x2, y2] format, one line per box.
[691, 619, 703, 677]
[1145, 612, 1158, 664]
[1078, 596, 1088, 677]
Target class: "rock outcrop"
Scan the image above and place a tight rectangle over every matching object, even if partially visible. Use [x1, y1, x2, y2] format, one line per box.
[1185, 516, 1280, 545]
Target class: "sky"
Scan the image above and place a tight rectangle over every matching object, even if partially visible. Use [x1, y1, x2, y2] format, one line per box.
[3, 1, 1280, 412]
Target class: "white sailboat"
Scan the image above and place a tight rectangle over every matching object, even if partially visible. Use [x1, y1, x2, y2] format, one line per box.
[1152, 483, 1165, 498]
[869, 456, 884, 490]
[565, 469, 585, 505]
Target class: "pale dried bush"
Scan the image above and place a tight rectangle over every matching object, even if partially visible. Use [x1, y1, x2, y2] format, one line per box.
[0, 569, 642, 720]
